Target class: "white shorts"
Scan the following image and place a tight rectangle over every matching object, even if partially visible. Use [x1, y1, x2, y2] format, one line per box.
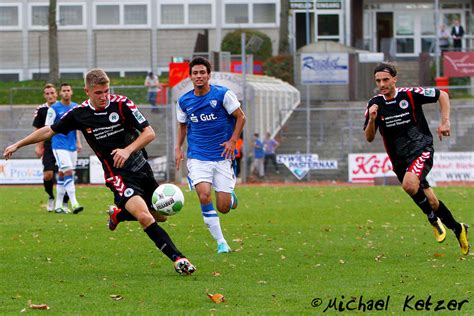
[52, 149, 77, 172]
[187, 158, 236, 193]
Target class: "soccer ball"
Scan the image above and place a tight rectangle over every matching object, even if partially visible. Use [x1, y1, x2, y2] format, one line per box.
[151, 183, 184, 216]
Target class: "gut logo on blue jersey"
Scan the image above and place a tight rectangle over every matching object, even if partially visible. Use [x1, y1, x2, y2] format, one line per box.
[189, 113, 217, 123]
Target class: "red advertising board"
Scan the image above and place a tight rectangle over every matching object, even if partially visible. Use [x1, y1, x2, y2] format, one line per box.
[443, 52, 474, 78]
[168, 62, 189, 87]
[230, 61, 264, 74]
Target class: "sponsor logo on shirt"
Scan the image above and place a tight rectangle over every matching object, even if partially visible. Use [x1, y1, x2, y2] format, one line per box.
[399, 100, 409, 109]
[189, 113, 218, 123]
[424, 88, 435, 97]
[124, 188, 134, 197]
[86, 128, 92, 134]
[109, 112, 119, 123]
[132, 110, 146, 124]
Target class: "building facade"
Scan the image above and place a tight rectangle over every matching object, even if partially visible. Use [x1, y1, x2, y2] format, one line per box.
[0, 0, 472, 81]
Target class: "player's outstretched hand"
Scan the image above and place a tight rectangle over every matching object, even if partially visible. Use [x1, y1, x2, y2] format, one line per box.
[3, 144, 19, 160]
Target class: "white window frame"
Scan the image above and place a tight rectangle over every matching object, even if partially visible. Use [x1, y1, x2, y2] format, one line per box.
[158, 0, 215, 29]
[0, 4, 22, 30]
[58, 3, 85, 29]
[315, 10, 343, 43]
[0, 69, 23, 81]
[28, 2, 85, 30]
[93, 2, 151, 29]
[223, 0, 279, 28]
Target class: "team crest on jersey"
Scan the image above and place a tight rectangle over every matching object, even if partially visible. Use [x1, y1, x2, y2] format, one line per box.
[109, 112, 119, 123]
[133, 110, 146, 123]
[424, 88, 435, 97]
[124, 188, 134, 197]
[210, 100, 218, 108]
[399, 100, 409, 109]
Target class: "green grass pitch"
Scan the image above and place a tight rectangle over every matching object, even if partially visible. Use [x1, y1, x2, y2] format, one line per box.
[0, 185, 472, 315]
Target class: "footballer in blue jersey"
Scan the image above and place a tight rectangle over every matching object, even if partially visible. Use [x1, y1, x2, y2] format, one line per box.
[175, 57, 246, 254]
[45, 83, 83, 214]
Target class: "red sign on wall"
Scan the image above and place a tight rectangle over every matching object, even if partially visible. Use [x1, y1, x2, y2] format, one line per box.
[168, 62, 189, 87]
[443, 52, 474, 78]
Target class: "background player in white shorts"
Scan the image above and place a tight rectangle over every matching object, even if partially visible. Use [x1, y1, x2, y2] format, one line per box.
[175, 57, 246, 254]
[45, 83, 83, 214]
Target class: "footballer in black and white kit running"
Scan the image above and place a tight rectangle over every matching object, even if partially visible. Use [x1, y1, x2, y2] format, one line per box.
[3, 69, 196, 274]
[364, 63, 469, 255]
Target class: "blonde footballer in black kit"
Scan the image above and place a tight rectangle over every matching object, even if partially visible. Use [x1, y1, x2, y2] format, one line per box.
[364, 63, 469, 255]
[4, 69, 196, 274]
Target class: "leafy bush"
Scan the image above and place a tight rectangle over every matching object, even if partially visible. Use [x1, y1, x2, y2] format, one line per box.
[221, 29, 273, 61]
[263, 55, 294, 84]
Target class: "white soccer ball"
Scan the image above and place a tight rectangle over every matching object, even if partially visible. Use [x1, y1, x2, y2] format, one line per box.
[151, 183, 184, 216]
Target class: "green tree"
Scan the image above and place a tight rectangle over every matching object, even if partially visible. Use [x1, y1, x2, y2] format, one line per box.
[221, 30, 273, 61]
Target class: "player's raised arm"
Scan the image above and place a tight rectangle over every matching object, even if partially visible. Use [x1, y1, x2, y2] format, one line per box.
[364, 104, 378, 142]
[111, 126, 155, 168]
[436, 90, 451, 141]
[3, 126, 55, 160]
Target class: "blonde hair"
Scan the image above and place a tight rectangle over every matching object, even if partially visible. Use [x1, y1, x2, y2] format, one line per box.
[43, 83, 56, 92]
[85, 68, 110, 88]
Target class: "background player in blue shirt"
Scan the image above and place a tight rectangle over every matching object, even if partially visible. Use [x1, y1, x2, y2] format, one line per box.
[175, 57, 246, 254]
[45, 83, 83, 214]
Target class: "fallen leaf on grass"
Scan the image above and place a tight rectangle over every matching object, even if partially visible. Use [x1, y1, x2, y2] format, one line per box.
[110, 294, 123, 301]
[212, 271, 221, 277]
[207, 293, 225, 304]
[28, 300, 49, 310]
[433, 253, 445, 257]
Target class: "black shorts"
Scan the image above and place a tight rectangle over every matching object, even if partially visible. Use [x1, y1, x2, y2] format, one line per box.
[105, 163, 159, 210]
[393, 149, 434, 189]
[42, 144, 57, 172]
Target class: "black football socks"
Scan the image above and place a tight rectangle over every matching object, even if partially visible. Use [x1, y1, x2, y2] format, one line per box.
[44, 179, 54, 199]
[411, 189, 437, 223]
[436, 200, 462, 234]
[144, 222, 183, 261]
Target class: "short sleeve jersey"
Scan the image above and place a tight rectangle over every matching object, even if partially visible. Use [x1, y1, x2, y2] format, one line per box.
[45, 101, 78, 151]
[32, 103, 52, 148]
[363, 87, 440, 166]
[50, 95, 149, 178]
[176, 84, 241, 161]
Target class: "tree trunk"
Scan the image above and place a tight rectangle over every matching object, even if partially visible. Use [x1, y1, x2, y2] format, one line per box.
[48, 0, 59, 83]
[278, 0, 290, 55]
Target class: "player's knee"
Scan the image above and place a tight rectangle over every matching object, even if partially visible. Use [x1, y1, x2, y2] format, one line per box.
[197, 192, 212, 204]
[135, 210, 155, 227]
[216, 202, 230, 214]
[43, 171, 54, 181]
[402, 182, 418, 196]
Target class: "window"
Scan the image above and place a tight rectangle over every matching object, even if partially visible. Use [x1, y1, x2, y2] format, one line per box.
[0, 6, 19, 27]
[94, 3, 149, 27]
[253, 3, 276, 23]
[318, 15, 339, 36]
[161, 4, 184, 25]
[59, 5, 83, 26]
[124, 4, 147, 25]
[32, 5, 48, 27]
[96, 5, 120, 25]
[225, 4, 248, 24]
[189, 4, 212, 25]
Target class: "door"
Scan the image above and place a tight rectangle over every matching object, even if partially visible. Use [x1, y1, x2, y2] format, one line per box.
[376, 12, 393, 55]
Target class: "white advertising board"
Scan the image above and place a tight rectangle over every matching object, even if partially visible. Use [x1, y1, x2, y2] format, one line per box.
[301, 53, 349, 85]
[0, 159, 43, 184]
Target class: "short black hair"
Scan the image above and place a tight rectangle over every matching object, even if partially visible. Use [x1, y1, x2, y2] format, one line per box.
[373, 63, 397, 77]
[189, 57, 211, 75]
[60, 82, 72, 89]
